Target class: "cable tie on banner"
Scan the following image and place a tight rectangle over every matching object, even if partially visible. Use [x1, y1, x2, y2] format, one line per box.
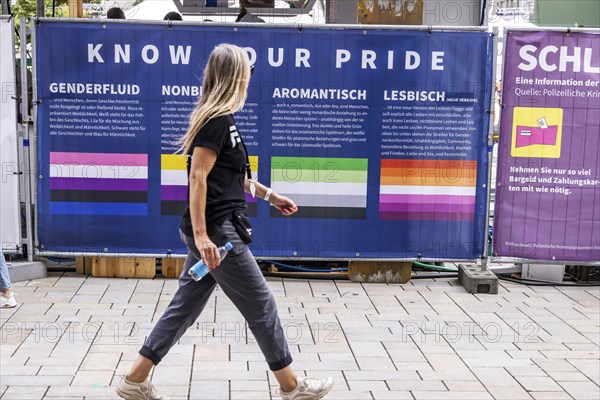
[566, 28, 571, 37]
[35, 99, 42, 105]
[501, 104, 506, 109]
[12, 171, 23, 175]
[166, 249, 172, 258]
[35, 17, 40, 26]
[427, 26, 432, 35]
[168, 20, 173, 30]
[297, 23, 302, 33]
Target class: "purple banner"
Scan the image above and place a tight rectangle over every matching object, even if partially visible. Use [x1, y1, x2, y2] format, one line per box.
[494, 30, 600, 262]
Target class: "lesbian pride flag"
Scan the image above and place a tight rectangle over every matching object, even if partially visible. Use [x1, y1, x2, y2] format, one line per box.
[379, 159, 477, 221]
[49, 152, 148, 215]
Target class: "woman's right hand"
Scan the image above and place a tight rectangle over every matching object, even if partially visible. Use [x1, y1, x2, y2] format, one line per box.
[195, 235, 220, 270]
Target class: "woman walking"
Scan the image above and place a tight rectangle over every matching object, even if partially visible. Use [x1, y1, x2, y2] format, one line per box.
[117, 44, 334, 400]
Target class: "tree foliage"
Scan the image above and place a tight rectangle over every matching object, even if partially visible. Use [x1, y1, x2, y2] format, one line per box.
[12, 0, 70, 19]
[12, 0, 70, 47]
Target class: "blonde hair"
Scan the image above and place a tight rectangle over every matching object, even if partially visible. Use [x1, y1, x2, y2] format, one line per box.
[179, 44, 251, 154]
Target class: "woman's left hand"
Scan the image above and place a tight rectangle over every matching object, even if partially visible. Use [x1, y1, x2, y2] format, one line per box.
[270, 193, 298, 216]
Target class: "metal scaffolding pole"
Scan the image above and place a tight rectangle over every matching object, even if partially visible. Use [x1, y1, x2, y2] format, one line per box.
[326, 0, 358, 24]
[1, 0, 10, 15]
[37, 0, 45, 17]
[20, 17, 34, 262]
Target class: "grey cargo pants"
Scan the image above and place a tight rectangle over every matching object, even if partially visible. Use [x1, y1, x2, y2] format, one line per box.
[139, 219, 293, 371]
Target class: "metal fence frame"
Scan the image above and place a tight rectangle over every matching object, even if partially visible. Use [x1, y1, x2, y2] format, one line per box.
[491, 26, 600, 267]
[16, 18, 599, 266]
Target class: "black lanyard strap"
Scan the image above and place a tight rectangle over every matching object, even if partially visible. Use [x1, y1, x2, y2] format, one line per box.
[226, 114, 253, 180]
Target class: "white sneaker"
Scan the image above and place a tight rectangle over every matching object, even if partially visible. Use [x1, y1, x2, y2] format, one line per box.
[116, 376, 169, 400]
[280, 376, 334, 400]
[0, 291, 17, 308]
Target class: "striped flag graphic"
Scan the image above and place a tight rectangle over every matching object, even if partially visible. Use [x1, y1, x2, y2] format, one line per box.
[270, 157, 368, 219]
[160, 155, 259, 216]
[160, 154, 187, 216]
[379, 159, 477, 221]
[49, 152, 148, 215]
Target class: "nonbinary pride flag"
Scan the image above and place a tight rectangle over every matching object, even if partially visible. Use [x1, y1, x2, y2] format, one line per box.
[161, 154, 259, 216]
[160, 154, 187, 216]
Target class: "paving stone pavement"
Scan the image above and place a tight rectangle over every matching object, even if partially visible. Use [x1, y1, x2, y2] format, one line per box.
[0, 272, 598, 400]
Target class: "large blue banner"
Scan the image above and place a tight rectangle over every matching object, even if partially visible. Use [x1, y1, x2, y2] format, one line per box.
[36, 21, 492, 259]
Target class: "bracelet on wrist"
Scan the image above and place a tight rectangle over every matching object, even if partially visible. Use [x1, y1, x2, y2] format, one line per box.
[264, 188, 273, 202]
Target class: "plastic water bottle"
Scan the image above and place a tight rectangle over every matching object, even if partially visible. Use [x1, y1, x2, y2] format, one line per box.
[188, 242, 233, 281]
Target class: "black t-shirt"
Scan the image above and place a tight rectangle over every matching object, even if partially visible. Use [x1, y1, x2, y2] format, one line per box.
[180, 115, 247, 237]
